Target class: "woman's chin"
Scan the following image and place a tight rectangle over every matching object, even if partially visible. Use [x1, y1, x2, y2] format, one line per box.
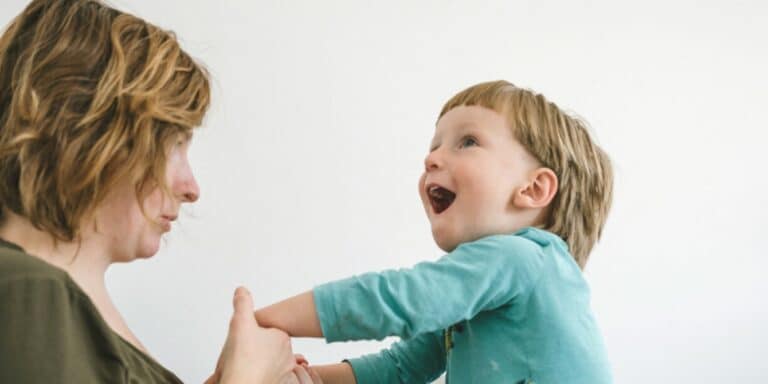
[136, 251, 157, 260]
[113, 242, 160, 263]
[137, 242, 161, 260]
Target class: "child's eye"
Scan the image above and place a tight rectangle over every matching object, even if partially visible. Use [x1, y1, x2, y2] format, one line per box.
[459, 136, 478, 148]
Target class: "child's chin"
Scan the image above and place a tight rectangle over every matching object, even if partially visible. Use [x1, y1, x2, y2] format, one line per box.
[432, 232, 459, 253]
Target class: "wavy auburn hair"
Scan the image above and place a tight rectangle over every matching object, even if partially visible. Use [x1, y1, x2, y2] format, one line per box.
[440, 81, 612, 268]
[0, 0, 210, 241]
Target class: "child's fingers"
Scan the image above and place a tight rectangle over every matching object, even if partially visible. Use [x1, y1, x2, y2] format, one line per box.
[279, 372, 300, 384]
[294, 353, 308, 366]
[293, 365, 314, 384]
[307, 366, 323, 384]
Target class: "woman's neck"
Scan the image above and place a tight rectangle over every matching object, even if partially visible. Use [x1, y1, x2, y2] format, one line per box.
[0, 212, 148, 353]
[0, 212, 111, 288]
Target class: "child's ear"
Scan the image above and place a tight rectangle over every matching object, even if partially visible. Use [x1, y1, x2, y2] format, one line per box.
[513, 167, 558, 209]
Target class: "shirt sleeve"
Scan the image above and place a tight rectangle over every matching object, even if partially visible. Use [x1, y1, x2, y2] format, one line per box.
[0, 274, 127, 383]
[346, 330, 446, 384]
[314, 234, 544, 342]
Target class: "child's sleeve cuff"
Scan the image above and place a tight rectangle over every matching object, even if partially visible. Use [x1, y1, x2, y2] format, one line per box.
[345, 356, 389, 384]
[313, 283, 342, 342]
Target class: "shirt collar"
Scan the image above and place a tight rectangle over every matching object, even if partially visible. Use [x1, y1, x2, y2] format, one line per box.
[514, 226, 569, 250]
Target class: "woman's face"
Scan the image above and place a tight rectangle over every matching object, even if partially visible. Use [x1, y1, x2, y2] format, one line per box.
[94, 136, 200, 262]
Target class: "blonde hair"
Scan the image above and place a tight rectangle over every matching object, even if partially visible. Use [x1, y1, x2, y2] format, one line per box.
[440, 80, 612, 268]
[0, 0, 210, 241]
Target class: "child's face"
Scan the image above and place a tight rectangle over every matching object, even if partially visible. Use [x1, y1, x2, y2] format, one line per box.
[418, 105, 541, 252]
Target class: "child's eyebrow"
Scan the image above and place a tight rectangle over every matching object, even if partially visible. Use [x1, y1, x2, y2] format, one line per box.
[429, 138, 440, 151]
[429, 129, 443, 150]
[429, 122, 479, 150]
[455, 122, 478, 133]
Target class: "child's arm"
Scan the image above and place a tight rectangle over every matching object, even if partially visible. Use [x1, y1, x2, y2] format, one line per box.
[257, 235, 542, 345]
[254, 291, 323, 337]
[313, 331, 446, 384]
[311, 362, 356, 384]
[312, 235, 544, 342]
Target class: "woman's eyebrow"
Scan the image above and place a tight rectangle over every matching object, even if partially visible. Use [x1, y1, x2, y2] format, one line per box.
[180, 130, 194, 142]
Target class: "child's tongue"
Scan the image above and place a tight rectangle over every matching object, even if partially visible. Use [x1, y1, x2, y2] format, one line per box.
[430, 186, 456, 214]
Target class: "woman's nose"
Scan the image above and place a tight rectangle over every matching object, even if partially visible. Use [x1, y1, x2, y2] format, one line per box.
[174, 162, 200, 203]
[180, 175, 200, 203]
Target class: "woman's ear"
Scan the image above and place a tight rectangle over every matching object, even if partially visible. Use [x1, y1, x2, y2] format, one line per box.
[513, 167, 558, 209]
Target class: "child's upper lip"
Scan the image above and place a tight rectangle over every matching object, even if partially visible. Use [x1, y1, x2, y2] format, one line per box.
[424, 181, 457, 215]
[425, 181, 453, 195]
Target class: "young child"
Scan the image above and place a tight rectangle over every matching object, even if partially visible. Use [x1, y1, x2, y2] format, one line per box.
[255, 80, 614, 383]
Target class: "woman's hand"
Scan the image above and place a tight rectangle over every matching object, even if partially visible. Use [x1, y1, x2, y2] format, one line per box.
[205, 287, 298, 384]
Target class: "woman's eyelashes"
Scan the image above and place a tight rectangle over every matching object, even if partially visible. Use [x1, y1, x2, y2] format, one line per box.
[174, 134, 193, 150]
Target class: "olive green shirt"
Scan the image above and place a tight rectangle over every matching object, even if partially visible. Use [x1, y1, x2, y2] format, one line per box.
[0, 239, 182, 383]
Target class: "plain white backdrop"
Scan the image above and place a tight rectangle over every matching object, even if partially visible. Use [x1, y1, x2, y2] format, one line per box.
[2, 0, 767, 383]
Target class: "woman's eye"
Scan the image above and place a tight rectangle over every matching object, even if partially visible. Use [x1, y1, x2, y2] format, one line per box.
[459, 137, 477, 148]
[175, 135, 189, 147]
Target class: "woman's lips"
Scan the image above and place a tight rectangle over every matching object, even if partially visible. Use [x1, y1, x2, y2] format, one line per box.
[159, 215, 177, 231]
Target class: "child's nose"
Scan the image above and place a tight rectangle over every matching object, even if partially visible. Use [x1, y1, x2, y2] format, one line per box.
[424, 150, 443, 171]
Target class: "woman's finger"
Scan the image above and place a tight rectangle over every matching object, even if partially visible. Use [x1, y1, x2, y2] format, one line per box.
[232, 286, 254, 322]
[203, 372, 219, 384]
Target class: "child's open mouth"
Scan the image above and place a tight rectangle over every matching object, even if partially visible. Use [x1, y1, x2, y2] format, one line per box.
[428, 185, 456, 214]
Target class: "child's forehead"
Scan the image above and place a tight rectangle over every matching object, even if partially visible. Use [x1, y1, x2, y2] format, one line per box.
[431, 121, 476, 140]
[432, 105, 509, 138]
[438, 104, 504, 124]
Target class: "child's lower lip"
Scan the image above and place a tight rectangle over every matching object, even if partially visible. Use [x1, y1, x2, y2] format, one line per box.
[431, 203, 451, 215]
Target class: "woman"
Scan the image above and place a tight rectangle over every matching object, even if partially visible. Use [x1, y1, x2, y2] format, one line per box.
[0, 1, 316, 382]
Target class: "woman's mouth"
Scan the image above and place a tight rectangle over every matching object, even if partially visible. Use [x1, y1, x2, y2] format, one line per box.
[159, 214, 177, 232]
[427, 184, 456, 214]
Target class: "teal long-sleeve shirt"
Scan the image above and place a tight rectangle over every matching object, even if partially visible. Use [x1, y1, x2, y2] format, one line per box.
[313, 227, 612, 384]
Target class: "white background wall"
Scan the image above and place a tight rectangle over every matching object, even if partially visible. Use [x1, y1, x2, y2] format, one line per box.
[2, 1, 767, 383]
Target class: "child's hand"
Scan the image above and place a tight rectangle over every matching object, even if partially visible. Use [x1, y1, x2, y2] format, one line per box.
[295, 354, 309, 367]
[293, 354, 324, 384]
[293, 364, 323, 384]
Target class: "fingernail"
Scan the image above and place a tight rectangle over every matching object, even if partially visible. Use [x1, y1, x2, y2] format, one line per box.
[235, 286, 249, 296]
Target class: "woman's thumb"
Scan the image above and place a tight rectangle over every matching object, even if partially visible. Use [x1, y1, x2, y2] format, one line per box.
[233, 286, 254, 319]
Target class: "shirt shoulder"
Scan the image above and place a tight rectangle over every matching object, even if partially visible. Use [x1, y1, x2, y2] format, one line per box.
[451, 229, 554, 271]
[0, 240, 71, 285]
[0, 242, 182, 383]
